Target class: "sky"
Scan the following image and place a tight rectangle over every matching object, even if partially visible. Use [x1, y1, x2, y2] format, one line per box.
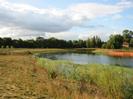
[0, 0, 133, 41]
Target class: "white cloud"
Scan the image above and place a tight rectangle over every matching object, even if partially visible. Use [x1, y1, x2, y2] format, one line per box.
[0, 2, 74, 33]
[0, 0, 132, 39]
[68, 3, 122, 21]
[45, 32, 78, 40]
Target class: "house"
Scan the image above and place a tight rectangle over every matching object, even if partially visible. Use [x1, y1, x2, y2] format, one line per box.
[122, 42, 129, 48]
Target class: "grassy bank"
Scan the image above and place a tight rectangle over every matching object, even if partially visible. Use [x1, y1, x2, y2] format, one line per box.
[37, 58, 133, 99]
[0, 48, 133, 99]
[0, 48, 95, 99]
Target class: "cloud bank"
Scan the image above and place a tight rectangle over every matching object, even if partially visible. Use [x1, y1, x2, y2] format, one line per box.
[0, 0, 132, 38]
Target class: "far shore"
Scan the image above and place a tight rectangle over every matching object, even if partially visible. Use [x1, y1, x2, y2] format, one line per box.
[78, 48, 133, 57]
[107, 50, 133, 57]
[0, 48, 133, 57]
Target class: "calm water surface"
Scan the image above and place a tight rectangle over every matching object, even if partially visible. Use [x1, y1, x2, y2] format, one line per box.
[38, 52, 133, 67]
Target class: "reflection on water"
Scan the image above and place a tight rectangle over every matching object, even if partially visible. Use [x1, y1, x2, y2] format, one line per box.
[38, 52, 133, 67]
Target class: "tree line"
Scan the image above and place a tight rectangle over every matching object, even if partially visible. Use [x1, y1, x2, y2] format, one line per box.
[102, 30, 133, 49]
[0, 29, 133, 49]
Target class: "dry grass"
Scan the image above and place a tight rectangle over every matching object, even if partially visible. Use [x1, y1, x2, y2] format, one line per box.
[92, 48, 133, 57]
[0, 55, 49, 98]
[0, 48, 133, 99]
[108, 51, 133, 57]
[0, 49, 102, 99]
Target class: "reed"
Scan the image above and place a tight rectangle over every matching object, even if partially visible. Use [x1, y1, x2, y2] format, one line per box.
[38, 58, 133, 99]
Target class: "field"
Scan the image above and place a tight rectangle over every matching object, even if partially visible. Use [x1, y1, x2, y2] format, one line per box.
[0, 48, 133, 99]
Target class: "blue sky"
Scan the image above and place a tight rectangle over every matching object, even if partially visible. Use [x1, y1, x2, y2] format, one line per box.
[9, 0, 119, 8]
[0, 0, 132, 41]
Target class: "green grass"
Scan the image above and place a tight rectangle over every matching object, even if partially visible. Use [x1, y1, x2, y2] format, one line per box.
[37, 58, 133, 99]
[0, 48, 133, 98]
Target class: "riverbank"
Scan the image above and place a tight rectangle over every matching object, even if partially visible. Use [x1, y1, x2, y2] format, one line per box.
[38, 58, 133, 99]
[0, 48, 92, 99]
[0, 48, 133, 99]
[108, 50, 133, 57]
[92, 48, 133, 57]
[1, 48, 133, 57]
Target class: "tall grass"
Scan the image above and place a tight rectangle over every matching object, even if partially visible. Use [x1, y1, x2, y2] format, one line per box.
[1, 48, 133, 98]
[37, 58, 133, 99]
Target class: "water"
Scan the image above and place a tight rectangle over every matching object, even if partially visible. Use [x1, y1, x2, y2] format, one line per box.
[38, 52, 133, 67]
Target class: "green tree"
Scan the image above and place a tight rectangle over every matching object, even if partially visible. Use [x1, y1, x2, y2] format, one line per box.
[3, 37, 12, 48]
[86, 38, 91, 48]
[106, 34, 123, 49]
[102, 43, 106, 48]
[91, 36, 96, 48]
[95, 36, 102, 48]
[130, 38, 133, 47]
[86, 36, 102, 48]
[123, 30, 133, 43]
[36, 37, 45, 48]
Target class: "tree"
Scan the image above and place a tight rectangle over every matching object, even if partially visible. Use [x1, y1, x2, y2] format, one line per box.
[72, 40, 79, 48]
[0, 37, 3, 48]
[95, 36, 102, 48]
[123, 30, 133, 43]
[78, 39, 86, 48]
[86, 36, 102, 48]
[106, 34, 123, 49]
[36, 37, 45, 48]
[130, 38, 133, 47]
[92, 36, 96, 48]
[2, 37, 12, 48]
[1, 29, 132, 49]
[102, 43, 106, 48]
[67, 40, 73, 48]
[86, 38, 91, 48]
